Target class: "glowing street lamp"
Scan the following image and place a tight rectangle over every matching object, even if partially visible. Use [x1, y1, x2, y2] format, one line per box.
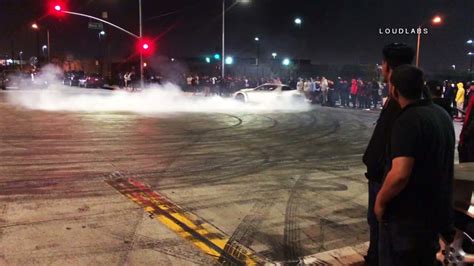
[468, 40, 474, 44]
[282, 58, 290, 66]
[294, 18, 302, 25]
[416, 15, 443, 67]
[31, 23, 39, 29]
[272, 52, 277, 59]
[432, 16, 442, 24]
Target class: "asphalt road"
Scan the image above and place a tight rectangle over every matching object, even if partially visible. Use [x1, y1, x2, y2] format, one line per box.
[0, 89, 378, 265]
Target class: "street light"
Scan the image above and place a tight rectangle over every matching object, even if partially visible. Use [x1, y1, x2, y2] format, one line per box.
[467, 39, 473, 44]
[282, 58, 290, 66]
[272, 52, 277, 59]
[294, 18, 302, 25]
[222, 0, 250, 78]
[452, 64, 456, 71]
[416, 15, 442, 67]
[31, 23, 51, 63]
[42, 45, 48, 57]
[225, 56, 234, 65]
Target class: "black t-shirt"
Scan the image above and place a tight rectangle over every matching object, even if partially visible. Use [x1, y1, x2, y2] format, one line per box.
[363, 98, 402, 182]
[385, 100, 455, 232]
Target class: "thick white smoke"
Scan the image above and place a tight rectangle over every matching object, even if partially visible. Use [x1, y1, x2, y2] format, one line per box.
[6, 65, 310, 114]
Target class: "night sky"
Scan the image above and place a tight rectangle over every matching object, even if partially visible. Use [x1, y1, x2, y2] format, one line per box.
[1, 0, 473, 71]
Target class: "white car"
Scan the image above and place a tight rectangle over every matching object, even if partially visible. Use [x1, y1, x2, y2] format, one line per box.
[233, 83, 304, 103]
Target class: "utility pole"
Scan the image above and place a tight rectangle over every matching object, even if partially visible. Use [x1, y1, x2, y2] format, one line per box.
[139, 0, 144, 88]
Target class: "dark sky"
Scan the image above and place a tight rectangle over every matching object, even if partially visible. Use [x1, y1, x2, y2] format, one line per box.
[1, 0, 473, 71]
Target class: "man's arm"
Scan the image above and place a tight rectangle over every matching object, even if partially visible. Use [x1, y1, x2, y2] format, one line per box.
[375, 156, 414, 222]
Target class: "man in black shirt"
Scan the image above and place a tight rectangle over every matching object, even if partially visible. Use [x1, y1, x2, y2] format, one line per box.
[375, 65, 455, 265]
[362, 43, 414, 265]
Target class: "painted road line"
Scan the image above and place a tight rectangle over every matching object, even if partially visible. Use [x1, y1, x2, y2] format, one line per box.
[106, 177, 268, 265]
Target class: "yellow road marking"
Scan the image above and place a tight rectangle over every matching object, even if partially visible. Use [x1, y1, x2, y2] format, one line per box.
[106, 177, 266, 265]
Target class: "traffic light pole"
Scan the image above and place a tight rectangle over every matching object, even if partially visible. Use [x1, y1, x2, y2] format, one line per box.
[58, 8, 145, 88]
[139, 0, 144, 89]
[59, 11, 139, 39]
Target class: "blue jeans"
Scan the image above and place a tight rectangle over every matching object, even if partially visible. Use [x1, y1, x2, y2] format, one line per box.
[367, 180, 381, 264]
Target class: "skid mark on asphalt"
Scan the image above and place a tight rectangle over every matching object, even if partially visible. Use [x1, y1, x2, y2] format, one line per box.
[105, 175, 268, 265]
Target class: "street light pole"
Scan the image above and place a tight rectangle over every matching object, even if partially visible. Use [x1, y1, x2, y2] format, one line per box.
[222, 0, 225, 79]
[416, 27, 421, 67]
[416, 16, 442, 67]
[47, 29, 50, 63]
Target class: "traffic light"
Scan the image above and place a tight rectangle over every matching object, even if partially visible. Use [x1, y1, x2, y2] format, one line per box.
[49, 1, 65, 17]
[225, 56, 234, 65]
[213, 53, 221, 60]
[137, 38, 154, 56]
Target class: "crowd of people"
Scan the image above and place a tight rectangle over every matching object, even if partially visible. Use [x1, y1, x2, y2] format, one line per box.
[182, 74, 389, 109]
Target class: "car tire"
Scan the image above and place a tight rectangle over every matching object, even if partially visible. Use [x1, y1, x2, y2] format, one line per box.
[235, 94, 246, 102]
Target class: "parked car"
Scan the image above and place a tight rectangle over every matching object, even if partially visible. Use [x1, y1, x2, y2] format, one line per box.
[63, 71, 85, 86]
[0, 70, 32, 90]
[78, 73, 104, 88]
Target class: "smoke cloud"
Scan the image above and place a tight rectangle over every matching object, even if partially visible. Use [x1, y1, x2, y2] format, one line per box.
[6, 65, 310, 115]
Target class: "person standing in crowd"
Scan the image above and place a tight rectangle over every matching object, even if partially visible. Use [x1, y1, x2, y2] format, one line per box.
[321, 76, 329, 105]
[362, 43, 414, 266]
[357, 79, 366, 109]
[427, 80, 452, 116]
[296, 78, 304, 93]
[303, 78, 311, 100]
[371, 80, 381, 109]
[350, 78, 358, 108]
[456, 82, 465, 119]
[339, 78, 349, 107]
[309, 78, 317, 102]
[124, 72, 131, 88]
[375, 65, 455, 265]
[459, 87, 474, 162]
[334, 77, 342, 106]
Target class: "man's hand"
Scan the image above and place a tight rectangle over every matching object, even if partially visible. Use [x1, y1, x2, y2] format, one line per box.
[374, 197, 385, 222]
[374, 157, 414, 223]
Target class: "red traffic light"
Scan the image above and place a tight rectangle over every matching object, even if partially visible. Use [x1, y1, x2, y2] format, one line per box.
[137, 38, 154, 55]
[49, 1, 65, 16]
